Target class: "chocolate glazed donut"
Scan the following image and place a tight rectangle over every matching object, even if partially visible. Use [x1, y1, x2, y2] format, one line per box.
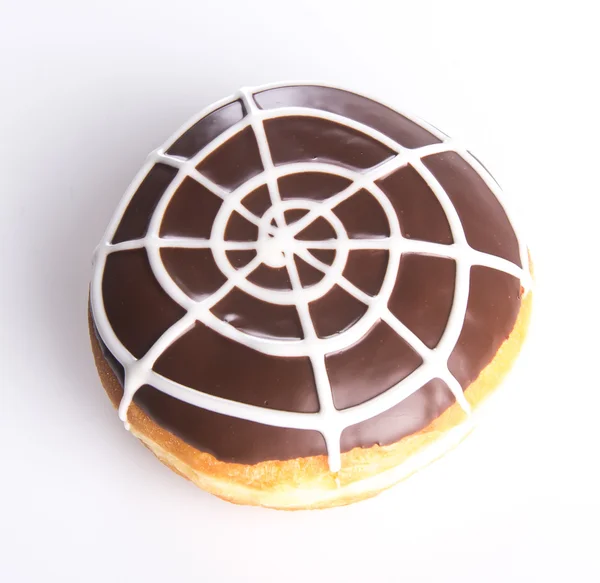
[90, 83, 532, 509]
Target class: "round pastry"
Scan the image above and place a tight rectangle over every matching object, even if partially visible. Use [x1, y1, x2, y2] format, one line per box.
[90, 82, 532, 510]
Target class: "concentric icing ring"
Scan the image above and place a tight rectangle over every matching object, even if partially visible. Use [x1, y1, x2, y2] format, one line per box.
[91, 82, 530, 471]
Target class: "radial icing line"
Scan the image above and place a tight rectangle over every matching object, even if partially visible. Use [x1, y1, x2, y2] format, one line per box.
[283, 240, 341, 471]
[242, 86, 343, 470]
[238, 88, 287, 229]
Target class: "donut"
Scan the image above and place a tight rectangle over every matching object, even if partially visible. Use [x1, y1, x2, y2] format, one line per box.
[90, 82, 532, 509]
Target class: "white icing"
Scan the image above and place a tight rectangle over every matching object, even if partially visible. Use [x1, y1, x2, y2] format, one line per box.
[91, 82, 530, 472]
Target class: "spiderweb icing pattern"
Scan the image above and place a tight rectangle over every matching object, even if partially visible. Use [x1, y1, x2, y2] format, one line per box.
[91, 82, 531, 471]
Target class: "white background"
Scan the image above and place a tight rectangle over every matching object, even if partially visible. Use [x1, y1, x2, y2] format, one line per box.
[1, 1, 599, 581]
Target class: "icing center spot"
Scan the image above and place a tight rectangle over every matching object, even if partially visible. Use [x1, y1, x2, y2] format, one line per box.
[258, 231, 290, 268]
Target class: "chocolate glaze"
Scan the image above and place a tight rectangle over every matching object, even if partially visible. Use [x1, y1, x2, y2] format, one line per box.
[310, 249, 336, 266]
[196, 126, 263, 191]
[247, 263, 292, 290]
[211, 287, 303, 340]
[133, 385, 327, 464]
[254, 85, 441, 149]
[284, 208, 309, 225]
[102, 250, 185, 358]
[160, 177, 222, 238]
[264, 116, 395, 170]
[449, 267, 521, 388]
[376, 164, 453, 244]
[327, 321, 423, 409]
[333, 189, 390, 239]
[112, 163, 178, 244]
[388, 254, 456, 349]
[161, 248, 226, 301]
[295, 256, 327, 288]
[423, 152, 521, 265]
[166, 100, 245, 159]
[279, 172, 351, 202]
[95, 85, 523, 465]
[224, 211, 259, 242]
[94, 325, 327, 463]
[309, 285, 368, 340]
[154, 322, 318, 412]
[226, 250, 256, 268]
[340, 379, 455, 451]
[242, 184, 272, 216]
[342, 250, 389, 297]
[296, 217, 336, 242]
[95, 322, 125, 385]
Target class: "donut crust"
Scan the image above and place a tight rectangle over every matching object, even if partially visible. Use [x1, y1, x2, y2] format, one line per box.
[89, 286, 531, 510]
